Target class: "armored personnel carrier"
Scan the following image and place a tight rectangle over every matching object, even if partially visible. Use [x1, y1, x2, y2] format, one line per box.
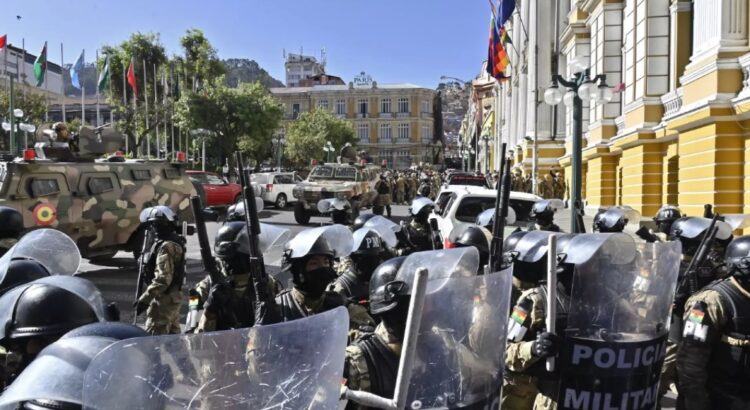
[0, 123, 196, 260]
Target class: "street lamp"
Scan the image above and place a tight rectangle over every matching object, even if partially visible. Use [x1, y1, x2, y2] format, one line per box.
[273, 135, 286, 171]
[481, 135, 492, 175]
[544, 64, 613, 233]
[2, 109, 35, 152]
[322, 140, 334, 163]
[458, 143, 475, 172]
[189, 128, 215, 171]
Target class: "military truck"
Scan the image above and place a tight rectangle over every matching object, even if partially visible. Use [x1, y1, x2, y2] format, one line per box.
[292, 162, 380, 225]
[0, 123, 196, 260]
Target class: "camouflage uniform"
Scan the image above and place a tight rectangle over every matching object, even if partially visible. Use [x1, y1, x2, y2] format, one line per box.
[552, 174, 566, 199]
[395, 177, 405, 205]
[275, 287, 375, 338]
[336, 255, 354, 275]
[408, 176, 418, 202]
[138, 240, 185, 335]
[344, 323, 402, 410]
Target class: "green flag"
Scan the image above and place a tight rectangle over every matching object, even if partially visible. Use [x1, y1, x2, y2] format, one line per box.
[98, 55, 110, 93]
[33, 41, 47, 87]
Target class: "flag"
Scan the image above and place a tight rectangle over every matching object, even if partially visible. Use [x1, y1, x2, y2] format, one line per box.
[0, 35, 7, 50]
[71, 50, 84, 89]
[497, 0, 516, 27]
[33, 41, 47, 87]
[127, 59, 137, 98]
[487, 16, 511, 82]
[613, 82, 626, 93]
[98, 55, 110, 93]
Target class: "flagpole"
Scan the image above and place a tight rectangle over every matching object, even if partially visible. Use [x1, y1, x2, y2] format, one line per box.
[21, 38, 26, 98]
[96, 50, 101, 126]
[153, 63, 158, 159]
[44, 42, 49, 122]
[4, 37, 8, 89]
[81, 50, 85, 125]
[169, 64, 174, 158]
[61, 43, 66, 123]
[143, 59, 149, 159]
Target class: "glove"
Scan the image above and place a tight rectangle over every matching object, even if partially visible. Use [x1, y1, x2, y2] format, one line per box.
[532, 331, 561, 358]
[133, 300, 148, 316]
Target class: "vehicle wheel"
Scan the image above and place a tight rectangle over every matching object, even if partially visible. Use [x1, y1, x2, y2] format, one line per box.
[275, 194, 287, 209]
[294, 202, 311, 225]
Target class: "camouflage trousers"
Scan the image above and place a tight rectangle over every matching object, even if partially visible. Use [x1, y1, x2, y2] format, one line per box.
[501, 373, 539, 410]
[144, 293, 182, 335]
[659, 342, 679, 399]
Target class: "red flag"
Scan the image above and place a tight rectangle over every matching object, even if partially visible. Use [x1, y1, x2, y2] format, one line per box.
[127, 60, 137, 98]
[0, 35, 7, 49]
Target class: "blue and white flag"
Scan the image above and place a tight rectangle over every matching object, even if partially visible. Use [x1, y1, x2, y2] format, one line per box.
[71, 50, 84, 90]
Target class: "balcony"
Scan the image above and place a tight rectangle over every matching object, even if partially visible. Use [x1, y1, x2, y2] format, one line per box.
[396, 112, 410, 118]
[421, 112, 432, 119]
[335, 113, 346, 119]
[357, 113, 368, 119]
[660, 89, 683, 118]
[379, 112, 393, 119]
[378, 138, 392, 144]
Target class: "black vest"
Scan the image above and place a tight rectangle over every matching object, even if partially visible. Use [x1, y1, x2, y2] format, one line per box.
[204, 276, 256, 330]
[334, 270, 369, 303]
[145, 238, 186, 294]
[275, 290, 345, 322]
[706, 279, 750, 397]
[404, 223, 432, 253]
[355, 332, 399, 405]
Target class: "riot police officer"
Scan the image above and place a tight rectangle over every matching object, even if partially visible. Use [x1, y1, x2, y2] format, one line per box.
[655, 205, 682, 237]
[344, 256, 408, 409]
[331, 229, 387, 304]
[677, 235, 750, 409]
[530, 200, 562, 232]
[592, 206, 639, 233]
[192, 221, 282, 332]
[352, 213, 377, 232]
[133, 206, 187, 335]
[453, 225, 491, 273]
[0, 206, 23, 256]
[400, 197, 440, 253]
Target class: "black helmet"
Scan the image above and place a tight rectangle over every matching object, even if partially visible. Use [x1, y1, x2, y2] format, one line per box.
[352, 213, 377, 231]
[369, 256, 409, 315]
[0, 260, 50, 297]
[1, 284, 99, 343]
[531, 201, 555, 225]
[503, 230, 528, 254]
[593, 208, 628, 233]
[592, 209, 607, 232]
[654, 206, 682, 235]
[214, 221, 247, 258]
[351, 229, 385, 256]
[61, 322, 147, 340]
[140, 206, 177, 236]
[226, 202, 245, 222]
[725, 235, 750, 276]
[0, 206, 23, 238]
[455, 226, 490, 268]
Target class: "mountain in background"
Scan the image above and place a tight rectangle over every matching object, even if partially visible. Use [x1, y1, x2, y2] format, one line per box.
[62, 58, 284, 97]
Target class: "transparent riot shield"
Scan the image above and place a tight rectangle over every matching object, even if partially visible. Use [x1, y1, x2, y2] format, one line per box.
[513, 231, 555, 262]
[405, 268, 513, 409]
[475, 207, 517, 228]
[556, 240, 682, 410]
[677, 217, 732, 241]
[363, 215, 400, 248]
[286, 224, 354, 259]
[317, 198, 351, 214]
[0, 228, 81, 280]
[723, 213, 750, 231]
[83, 307, 350, 410]
[397, 247, 479, 294]
[236, 223, 291, 255]
[600, 206, 642, 231]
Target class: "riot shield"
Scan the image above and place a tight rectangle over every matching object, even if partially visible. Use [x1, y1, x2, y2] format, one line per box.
[397, 247, 479, 294]
[513, 231, 555, 262]
[723, 213, 750, 231]
[363, 215, 400, 248]
[317, 198, 350, 214]
[0, 228, 81, 280]
[286, 224, 354, 259]
[600, 206, 641, 230]
[475, 207, 516, 227]
[82, 307, 350, 410]
[0, 336, 115, 408]
[410, 197, 435, 215]
[676, 216, 732, 241]
[532, 199, 564, 214]
[404, 268, 513, 409]
[556, 240, 682, 410]
[226, 198, 265, 216]
[236, 223, 291, 255]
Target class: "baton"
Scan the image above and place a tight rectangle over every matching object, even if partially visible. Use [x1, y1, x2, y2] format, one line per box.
[546, 234, 557, 372]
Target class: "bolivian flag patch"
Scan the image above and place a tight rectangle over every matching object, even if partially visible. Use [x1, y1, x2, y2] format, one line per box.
[511, 307, 528, 325]
[688, 309, 705, 324]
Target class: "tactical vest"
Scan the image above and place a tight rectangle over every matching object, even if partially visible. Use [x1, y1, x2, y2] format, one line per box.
[145, 238, 186, 294]
[403, 223, 432, 253]
[334, 270, 369, 303]
[275, 290, 345, 322]
[206, 275, 257, 331]
[355, 332, 399, 405]
[705, 279, 750, 397]
[670, 259, 721, 342]
[525, 283, 570, 383]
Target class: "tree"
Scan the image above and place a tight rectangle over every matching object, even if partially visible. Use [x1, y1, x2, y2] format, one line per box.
[0, 88, 46, 151]
[284, 109, 356, 167]
[180, 29, 226, 89]
[174, 80, 282, 168]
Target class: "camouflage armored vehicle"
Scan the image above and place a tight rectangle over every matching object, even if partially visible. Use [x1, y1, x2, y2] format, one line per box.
[0, 123, 196, 260]
[292, 161, 380, 225]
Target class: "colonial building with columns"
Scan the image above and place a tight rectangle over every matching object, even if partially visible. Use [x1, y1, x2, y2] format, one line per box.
[494, 0, 750, 217]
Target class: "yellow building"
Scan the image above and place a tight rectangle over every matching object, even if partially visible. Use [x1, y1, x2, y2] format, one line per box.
[500, 0, 750, 217]
[270, 72, 437, 169]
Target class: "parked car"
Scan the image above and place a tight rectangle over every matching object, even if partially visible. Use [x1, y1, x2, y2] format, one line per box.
[430, 187, 541, 247]
[186, 171, 243, 207]
[250, 172, 303, 208]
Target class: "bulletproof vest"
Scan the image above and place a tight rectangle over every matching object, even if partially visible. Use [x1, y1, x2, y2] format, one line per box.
[705, 279, 750, 395]
[145, 238, 186, 294]
[670, 258, 721, 342]
[355, 332, 399, 403]
[207, 276, 257, 331]
[275, 290, 345, 322]
[526, 283, 570, 382]
[333, 270, 369, 303]
[404, 223, 432, 253]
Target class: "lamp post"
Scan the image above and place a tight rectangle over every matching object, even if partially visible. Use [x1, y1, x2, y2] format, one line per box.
[190, 128, 215, 172]
[543, 60, 613, 233]
[273, 135, 286, 171]
[481, 135, 491, 175]
[2, 109, 34, 153]
[322, 140, 334, 163]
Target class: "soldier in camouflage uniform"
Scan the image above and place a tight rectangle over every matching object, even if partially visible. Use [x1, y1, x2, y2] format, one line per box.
[330, 229, 387, 304]
[0, 207, 23, 256]
[399, 197, 438, 253]
[134, 206, 186, 335]
[374, 175, 392, 218]
[395, 174, 406, 205]
[344, 257, 408, 409]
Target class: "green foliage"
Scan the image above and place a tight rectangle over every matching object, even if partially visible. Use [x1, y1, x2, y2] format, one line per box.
[174, 81, 282, 167]
[284, 109, 356, 167]
[180, 29, 226, 85]
[0, 87, 47, 125]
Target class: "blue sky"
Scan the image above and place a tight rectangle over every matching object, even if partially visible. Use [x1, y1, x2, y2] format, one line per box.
[2, 0, 492, 88]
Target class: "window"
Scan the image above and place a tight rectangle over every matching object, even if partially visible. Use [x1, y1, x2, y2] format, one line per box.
[379, 124, 392, 141]
[398, 123, 410, 140]
[334, 167, 357, 180]
[358, 99, 368, 116]
[29, 178, 60, 197]
[318, 99, 329, 110]
[207, 174, 226, 185]
[310, 166, 334, 179]
[380, 98, 391, 113]
[131, 169, 152, 180]
[398, 98, 409, 113]
[455, 196, 496, 223]
[421, 126, 431, 142]
[164, 168, 181, 179]
[292, 103, 300, 119]
[421, 100, 430, 113]
[357, 123, 369, 142]
[88, 177, 114, 194]
[274, 175, 294, 184]
[335, 99, 346, 115]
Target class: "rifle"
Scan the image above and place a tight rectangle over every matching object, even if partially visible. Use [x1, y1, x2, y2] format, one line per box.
[680, 214, 720, 296]
[490, 143, 510, 272]
[234, 152, 279, 324]
[429, 218, 443, 250]
[133, 225, 154, 325]
[635, 226, 661, 243]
